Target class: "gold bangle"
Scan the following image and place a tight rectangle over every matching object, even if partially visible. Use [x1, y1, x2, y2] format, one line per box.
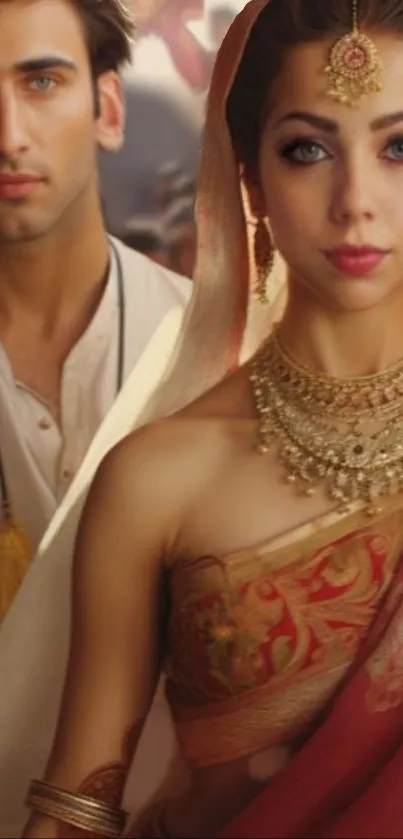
[28, 781, 126, 820]
[26, 780, 127, 838]
[27, 795, 120, 837]
[28, 780, 124, 820]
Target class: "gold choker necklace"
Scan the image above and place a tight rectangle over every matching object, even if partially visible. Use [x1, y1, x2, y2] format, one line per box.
[251, 332, 403, 515]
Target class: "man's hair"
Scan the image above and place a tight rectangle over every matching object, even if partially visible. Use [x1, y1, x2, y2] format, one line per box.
[72, 0, 134, 75]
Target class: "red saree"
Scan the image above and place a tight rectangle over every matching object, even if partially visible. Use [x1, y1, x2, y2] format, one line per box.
[219, 550, 403, 838]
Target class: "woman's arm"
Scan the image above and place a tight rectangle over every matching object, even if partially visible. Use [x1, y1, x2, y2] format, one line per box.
[22, 428, 179, 838]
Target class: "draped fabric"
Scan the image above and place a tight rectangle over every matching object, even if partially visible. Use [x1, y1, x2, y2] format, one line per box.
[138, 0, 286, 427]
[219, 534, 403, 838]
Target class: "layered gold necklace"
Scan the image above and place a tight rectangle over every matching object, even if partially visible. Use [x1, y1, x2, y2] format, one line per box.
[250, 331, 403, 515]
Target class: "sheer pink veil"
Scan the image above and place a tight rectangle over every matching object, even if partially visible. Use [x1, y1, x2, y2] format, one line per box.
[140, 0, 286, 424]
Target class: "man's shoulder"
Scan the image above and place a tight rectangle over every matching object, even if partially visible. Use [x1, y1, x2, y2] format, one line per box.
[111, 236, 191, 305]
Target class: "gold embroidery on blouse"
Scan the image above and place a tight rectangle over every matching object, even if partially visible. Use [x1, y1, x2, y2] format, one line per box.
[166, 512, 403, 765]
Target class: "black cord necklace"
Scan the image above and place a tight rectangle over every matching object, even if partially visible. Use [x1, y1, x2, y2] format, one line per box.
[111, 239, 125, 395]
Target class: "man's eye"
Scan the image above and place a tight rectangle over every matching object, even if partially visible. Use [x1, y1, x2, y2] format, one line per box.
[29, 76, 56, 91]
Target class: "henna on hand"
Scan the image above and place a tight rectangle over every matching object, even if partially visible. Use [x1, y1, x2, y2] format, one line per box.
[57, 720, 145, 838]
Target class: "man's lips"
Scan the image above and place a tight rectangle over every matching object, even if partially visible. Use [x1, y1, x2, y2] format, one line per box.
[323, 246, 390, 276]
[0, 174, 44, 198]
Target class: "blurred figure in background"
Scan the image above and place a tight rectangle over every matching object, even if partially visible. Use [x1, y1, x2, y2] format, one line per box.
[186, 0, 245, 75]
[165, 196, 197, 277]
[154, 161, 184, 213]
[122, 165, 196, 272]
[130, 0, 210, 90]
[122, 217, 170, 267]
[154, 165, 196, 220]
[99, 87, 199, 232]
[99, 0, 204, 233]
[167, 174, 196, 205]
[100, 1, 246, 234]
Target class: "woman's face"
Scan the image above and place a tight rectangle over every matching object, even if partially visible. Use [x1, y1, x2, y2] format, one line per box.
[257, 31, 403, 312]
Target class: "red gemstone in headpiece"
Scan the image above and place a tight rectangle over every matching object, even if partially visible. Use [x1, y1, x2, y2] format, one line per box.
[344, 45, 366, 70]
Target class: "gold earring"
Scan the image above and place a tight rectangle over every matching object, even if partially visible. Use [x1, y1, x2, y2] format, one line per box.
[254, 217, 274, 304]
[325, 0, 383, 106]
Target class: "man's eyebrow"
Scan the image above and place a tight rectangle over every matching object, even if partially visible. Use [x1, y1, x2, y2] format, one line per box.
[13, 56, 77, 73]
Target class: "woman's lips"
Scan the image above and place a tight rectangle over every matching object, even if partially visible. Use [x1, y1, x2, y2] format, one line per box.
[323, 246, 389, 276]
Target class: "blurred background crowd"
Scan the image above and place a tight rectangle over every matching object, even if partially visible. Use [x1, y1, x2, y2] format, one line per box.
[99, 0, 246, 277]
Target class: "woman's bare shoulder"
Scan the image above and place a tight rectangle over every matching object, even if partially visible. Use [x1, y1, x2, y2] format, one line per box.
[76, 418, 224, 574]
[105, 364, 252, 475]
[91, 364, 254, 518]
[96, 416, 228, 512]
[78, 367, 254, 566]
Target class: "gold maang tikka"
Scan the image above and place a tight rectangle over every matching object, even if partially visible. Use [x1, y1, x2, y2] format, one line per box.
[325, 0, 383, 106]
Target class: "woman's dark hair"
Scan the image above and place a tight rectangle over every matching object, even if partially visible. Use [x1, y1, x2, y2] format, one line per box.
[227, 0, 403, 174]
[73, 0, 134, 76]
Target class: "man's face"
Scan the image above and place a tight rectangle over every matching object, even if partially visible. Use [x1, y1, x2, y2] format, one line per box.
[0, 0, 124, 244]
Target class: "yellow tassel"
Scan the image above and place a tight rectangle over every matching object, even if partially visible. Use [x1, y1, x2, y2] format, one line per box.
[0, 506, 31, 622]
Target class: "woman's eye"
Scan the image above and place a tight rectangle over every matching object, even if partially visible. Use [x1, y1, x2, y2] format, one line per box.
[29, 76, 56, 92]
[281, 140, 328, 165]
[383, 138, 403, 162]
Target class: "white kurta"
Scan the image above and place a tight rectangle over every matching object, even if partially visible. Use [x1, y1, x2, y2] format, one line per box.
[2, 248, 123, 508]
[0, 240, 190, 837]
[0, 238, 190, 551]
